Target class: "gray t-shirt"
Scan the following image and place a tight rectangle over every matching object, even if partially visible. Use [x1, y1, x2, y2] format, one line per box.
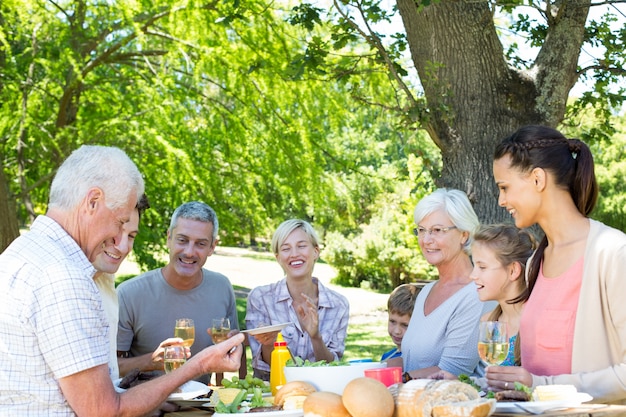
[117, 268, 238, 382]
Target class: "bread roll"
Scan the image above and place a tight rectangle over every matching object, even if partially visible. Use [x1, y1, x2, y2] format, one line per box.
[393, 379, 433, 417]
[303, 391, 352, 417]
[273, 381, 317, 408]
[432, 398, 496, 417]
[342, 377, 394, 417]
[394, 379, 482, 417]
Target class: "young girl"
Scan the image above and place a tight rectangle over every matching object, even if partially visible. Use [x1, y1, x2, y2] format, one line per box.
[429, 223, 535, 380]
[471, 224, 536, 367]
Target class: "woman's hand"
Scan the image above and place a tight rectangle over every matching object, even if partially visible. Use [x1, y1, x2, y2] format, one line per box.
[295, 293, 319, 338]
[251, 330, 280, 347]
[427, 369, 457, 380]
[485, 365, 533, 391]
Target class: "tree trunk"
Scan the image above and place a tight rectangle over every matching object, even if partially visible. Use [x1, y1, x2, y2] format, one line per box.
[0, 163, 20, 252]
[396, 0, 590, 223]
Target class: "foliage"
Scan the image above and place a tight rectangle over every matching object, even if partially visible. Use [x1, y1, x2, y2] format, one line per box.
[0, 0, 420, 274]
[1, 0, 625, 289]
[322, 145, 440, 291]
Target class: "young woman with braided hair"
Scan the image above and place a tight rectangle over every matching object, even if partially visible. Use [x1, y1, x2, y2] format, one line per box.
[486, 125, 626, 404]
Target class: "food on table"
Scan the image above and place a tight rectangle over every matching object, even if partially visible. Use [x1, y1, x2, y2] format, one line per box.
[495, 381, 532, 402]
[494, 389, 531, 402]
[393, 379, 495, 417]
[286, 358, 349, 367]
[303, 391, 351, 417]
[342, 377, 394, 417]
[273, 381, 317, 410]
[532, 384, 578, 401]
[432, 398, 496, 417]
[214, 388, 247, 405]
[214, 387, 274, 413]
[222, 375, 271, 394]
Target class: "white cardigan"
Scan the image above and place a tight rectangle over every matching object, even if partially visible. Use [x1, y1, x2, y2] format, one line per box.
[529, 219, 626, 404]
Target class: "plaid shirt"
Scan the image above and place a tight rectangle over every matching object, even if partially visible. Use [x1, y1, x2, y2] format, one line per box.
[245, 277, 349, 376]
[0, 216, 108, 416]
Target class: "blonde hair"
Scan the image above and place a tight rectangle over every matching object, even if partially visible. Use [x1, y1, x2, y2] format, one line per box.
[271, 219, 320, 254]
[387, 284, 420, 316]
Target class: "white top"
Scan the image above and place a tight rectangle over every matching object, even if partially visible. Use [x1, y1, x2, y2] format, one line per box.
[402, 281, 493, 376]
[94, 273, 120, 380]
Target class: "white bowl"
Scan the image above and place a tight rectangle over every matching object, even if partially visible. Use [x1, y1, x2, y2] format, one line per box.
[283, 361, 386, 395]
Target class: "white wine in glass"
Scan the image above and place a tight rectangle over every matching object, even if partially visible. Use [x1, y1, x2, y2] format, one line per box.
[211, 318, 230, 344]
[477, 321, 509, 366]
[174, 318, 195, 348]
[163, 346, 186, 373]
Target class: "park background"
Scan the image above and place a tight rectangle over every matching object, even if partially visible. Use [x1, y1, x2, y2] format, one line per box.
[2, 0, 626, 379]
[2, 0, 626, 366]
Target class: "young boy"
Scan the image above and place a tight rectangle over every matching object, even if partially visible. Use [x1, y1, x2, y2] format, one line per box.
[381, 283, 420, 366]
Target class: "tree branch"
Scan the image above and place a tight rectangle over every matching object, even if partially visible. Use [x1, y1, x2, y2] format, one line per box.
[331, 0, 419, 112]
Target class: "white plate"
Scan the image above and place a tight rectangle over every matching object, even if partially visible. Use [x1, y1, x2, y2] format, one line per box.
[495, 393, 593, 413]
[242, 322, 291, 335]
[169, 397, 213, 407]
[113, 378, 210, 401]
[168, 381, 212, 401]
[212, 409, 302, 417]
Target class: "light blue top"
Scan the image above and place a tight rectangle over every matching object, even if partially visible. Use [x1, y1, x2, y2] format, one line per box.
[401, 281, 494, 377]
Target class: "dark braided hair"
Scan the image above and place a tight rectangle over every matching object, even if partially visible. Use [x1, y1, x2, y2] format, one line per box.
[493, 125, 598, 296]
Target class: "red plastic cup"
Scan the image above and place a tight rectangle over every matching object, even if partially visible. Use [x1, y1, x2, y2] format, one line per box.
[363, 366, 403, 387]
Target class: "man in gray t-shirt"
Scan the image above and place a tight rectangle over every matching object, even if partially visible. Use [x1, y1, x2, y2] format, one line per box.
[117, 201, 242, 383]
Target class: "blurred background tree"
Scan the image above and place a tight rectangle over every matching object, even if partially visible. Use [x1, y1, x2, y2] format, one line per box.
[0, 0, 624, 291]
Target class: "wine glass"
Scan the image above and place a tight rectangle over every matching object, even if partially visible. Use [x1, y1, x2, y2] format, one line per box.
[163, 345, 186, 373]
[174, 318, 195, 348]
[477, 321, 509, 366]
[211, 318, 231, 344]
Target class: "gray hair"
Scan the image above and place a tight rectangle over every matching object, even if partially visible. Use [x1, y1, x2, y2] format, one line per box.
[413, 188, 479, 255]
[271, 219, 320, 255]
[169, 201, 219, 240]
[49, 145, 144, 211]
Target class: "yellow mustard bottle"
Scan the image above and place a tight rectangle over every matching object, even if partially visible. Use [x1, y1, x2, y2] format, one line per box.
[269, 332, 290, 395]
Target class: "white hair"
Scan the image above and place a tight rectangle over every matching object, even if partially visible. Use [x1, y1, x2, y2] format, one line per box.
[48, 145, 144, 211]
[413, 188, 479, 255]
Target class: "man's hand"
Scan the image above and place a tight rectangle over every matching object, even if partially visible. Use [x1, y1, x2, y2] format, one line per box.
[150, 337, 189, 371]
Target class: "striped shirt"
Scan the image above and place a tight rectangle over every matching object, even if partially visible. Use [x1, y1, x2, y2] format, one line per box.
[0, 216, 108, 416]
[245, 277, 349, 377]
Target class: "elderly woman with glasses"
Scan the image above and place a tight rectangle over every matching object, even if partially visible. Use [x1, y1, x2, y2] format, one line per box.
[401, 188, 495, 382]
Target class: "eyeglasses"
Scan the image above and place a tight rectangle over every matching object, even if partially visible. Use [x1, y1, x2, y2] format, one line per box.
[413, 225, 458, 238]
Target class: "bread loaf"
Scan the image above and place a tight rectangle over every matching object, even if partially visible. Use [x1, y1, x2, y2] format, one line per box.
[432, 398, 496, 417]
[394, 379, 487, 417]
[303, 391, 352, 417]
[343, 377, 394, 417]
